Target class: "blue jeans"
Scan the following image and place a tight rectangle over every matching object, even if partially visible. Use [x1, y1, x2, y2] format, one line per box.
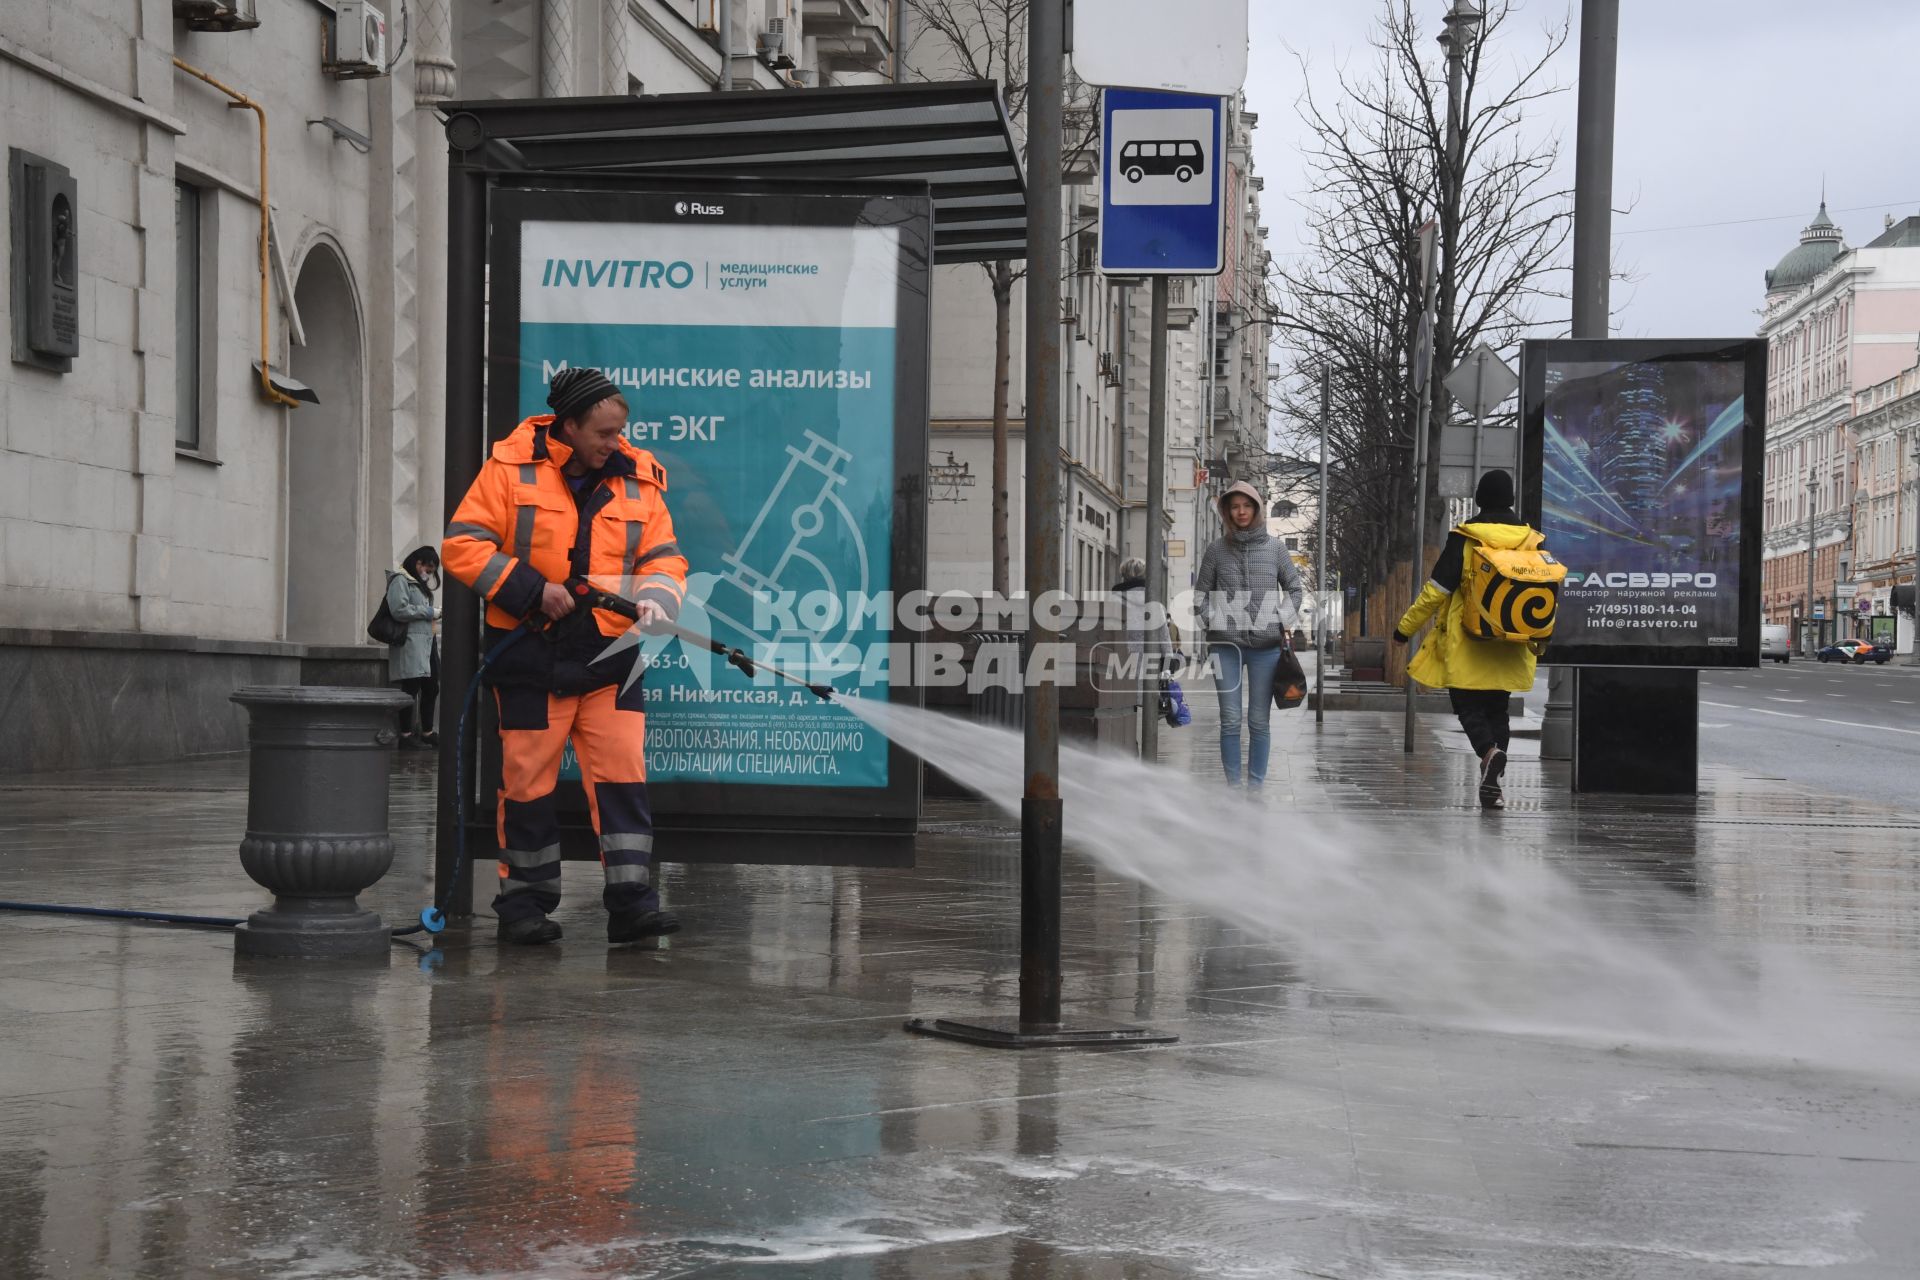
[1211, 642, 1281, 786]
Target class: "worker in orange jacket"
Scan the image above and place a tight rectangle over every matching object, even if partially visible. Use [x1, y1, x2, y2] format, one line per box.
[443, 367, 689, 946]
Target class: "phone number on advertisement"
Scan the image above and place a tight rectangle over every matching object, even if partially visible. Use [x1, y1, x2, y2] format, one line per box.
[1586, 604, 1698, 616]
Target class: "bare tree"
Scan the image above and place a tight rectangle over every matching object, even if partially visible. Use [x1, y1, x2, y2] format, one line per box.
[1270, 0, 1572, 598]
[905, 0, 1096, 596]
[907, 0, 1029, 596]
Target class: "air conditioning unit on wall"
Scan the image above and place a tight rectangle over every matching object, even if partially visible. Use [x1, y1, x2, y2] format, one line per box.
[758, 18, 796, 69]
[326, 1, 390, 79]
[174, 0, 260, 31]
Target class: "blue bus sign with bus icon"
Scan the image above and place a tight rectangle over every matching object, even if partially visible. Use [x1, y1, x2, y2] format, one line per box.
[1100, 89, 1225, 274]
[1119, 139, 1205, 184]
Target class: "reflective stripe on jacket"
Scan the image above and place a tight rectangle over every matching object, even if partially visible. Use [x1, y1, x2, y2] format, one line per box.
[443, 417, 689, 687]
[1395, 519, 1540, 693]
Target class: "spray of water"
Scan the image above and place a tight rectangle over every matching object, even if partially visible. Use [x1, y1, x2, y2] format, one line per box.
[847, 699, 1918, 1077]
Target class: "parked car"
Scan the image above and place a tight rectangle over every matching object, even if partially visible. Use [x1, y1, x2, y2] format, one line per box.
[1817, 639, 1890, 664]
[1761, 623, 1791, 663]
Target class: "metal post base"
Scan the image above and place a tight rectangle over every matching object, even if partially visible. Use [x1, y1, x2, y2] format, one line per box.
[235, 897, 391, 959]
[1571, 667, 1698, 795]
[1540, 669, 1573, 760]
[904, 1015, 1177, 1049]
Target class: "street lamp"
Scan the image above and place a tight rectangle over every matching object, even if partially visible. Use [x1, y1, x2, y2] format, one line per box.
[1805, 475, 1818, 656]
[1910, 432, 1920, 664]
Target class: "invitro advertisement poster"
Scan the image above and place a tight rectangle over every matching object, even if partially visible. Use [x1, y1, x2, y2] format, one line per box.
[490, 186, 929, 807]
[1522, 339, 1765, 668]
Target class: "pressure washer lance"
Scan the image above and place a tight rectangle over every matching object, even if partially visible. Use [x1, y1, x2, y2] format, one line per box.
[563, 578, 836, 703]
[402, 581, 835, 939]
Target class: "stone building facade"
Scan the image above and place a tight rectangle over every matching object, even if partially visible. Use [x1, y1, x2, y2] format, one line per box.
[1, 0, 1265, 771]
[0, 0, 895, 771]
[1757, 206, 1920, 651]
[1845, 364, 1920, 650]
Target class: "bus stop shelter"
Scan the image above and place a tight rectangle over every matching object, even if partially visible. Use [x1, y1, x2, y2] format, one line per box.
[432, 84, 1026, 914]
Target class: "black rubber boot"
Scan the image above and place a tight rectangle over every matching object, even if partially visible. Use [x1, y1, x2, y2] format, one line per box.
[497, 914, 563, 945]
[607, 909, 681, 946]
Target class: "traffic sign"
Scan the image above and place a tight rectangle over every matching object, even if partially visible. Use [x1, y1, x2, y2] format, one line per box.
[1438, 424, 1519, 470]
[1072, 0, 1249, 95]
[1099, 89, 1226, 276]
[1443, 343, 1519, 419]
[1413, 312, 1433, 392]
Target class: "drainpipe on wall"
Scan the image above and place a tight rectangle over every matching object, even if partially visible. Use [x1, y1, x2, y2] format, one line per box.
[172, 58, 303, 409]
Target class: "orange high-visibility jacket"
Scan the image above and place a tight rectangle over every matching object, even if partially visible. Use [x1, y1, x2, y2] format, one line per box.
[443, 416, 689, 637]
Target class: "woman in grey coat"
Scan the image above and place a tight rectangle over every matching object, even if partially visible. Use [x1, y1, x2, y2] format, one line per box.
[386, 546, 441, 750]
[1193, 480, 1304, 788]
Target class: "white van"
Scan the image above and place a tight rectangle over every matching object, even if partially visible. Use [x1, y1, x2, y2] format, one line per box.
[1761, 623, 1790, 663]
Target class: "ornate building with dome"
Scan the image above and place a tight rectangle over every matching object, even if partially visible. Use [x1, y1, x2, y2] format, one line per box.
[1757, 203, 1920, 652]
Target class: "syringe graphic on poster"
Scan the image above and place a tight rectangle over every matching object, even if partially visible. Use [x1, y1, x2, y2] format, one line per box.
[519, 218, 898, 789]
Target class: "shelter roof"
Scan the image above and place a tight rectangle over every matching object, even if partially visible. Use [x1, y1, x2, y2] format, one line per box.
[439, 83, 1026, 264]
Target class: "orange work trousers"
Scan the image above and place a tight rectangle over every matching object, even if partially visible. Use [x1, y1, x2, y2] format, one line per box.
[493, 684, 655, 923]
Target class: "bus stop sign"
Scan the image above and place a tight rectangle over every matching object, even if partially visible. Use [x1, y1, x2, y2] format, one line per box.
[1098, 89, 1226, 276]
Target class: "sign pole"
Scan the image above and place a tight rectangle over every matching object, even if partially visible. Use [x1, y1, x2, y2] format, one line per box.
[1405, 220, 1438, 756]
[1470, 352, 1486, 493]
[1547, 0, 1620, 763]
[1316, 367, 1330, 726]
[1142, 276, 1169, 762]
[1018, 0, 1066, 1035]
[907, 0, 1174, 1050]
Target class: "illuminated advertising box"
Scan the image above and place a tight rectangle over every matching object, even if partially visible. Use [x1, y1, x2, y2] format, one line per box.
[484, 180, 931, 861]
[1521, 339, 1765, 668]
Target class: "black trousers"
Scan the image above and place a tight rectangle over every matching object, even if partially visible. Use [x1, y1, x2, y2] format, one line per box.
[1449, 688, 1510, 759]
[398, 643, 441, 736]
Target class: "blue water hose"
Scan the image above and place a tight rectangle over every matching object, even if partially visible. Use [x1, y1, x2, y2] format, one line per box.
[393, 621, 536, 937]
[0, 623, 537, 945]
[0, 902, 242, 929]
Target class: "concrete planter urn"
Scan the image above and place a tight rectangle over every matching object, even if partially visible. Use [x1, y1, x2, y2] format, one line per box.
[230, 686, 412, 958]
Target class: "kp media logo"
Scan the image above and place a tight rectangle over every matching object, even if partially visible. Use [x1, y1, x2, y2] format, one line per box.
[675, 200, 725, 217]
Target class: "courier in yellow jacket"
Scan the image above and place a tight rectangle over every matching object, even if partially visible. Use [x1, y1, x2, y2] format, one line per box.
[1394, 469, 1536, 809]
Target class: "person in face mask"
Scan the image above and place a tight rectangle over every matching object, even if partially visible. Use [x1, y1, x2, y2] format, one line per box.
[386, 545, 442, 750]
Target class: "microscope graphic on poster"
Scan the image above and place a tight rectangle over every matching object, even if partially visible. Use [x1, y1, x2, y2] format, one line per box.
[699, 429, 873, 678]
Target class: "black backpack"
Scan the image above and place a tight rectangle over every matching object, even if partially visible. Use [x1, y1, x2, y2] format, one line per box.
[367, 587, 406, 645]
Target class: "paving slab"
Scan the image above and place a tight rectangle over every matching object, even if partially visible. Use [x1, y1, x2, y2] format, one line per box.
[0, 685, 1917, 1278]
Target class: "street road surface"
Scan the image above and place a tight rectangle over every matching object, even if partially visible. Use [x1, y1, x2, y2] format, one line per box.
[1698, 660, 1920, 811]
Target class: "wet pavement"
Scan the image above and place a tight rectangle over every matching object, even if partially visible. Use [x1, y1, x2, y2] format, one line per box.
[3, 685, 1920, 1278]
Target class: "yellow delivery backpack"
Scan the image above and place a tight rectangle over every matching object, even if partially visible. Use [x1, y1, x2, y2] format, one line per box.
[1460, 527, 1567, 643]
